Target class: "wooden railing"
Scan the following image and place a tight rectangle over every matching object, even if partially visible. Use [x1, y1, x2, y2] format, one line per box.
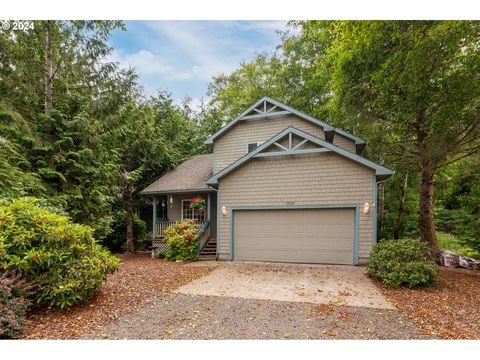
[155, 221, 176, 239]
[155, 220, 206, 239]
[196, 220, 211, 254]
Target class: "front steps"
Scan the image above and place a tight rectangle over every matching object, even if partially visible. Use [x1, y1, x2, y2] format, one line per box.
[199, 236, 216, 260]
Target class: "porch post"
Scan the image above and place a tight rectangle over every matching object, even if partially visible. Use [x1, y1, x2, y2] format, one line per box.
[207, 193, 211, 221]
[152, 197, 157, 239]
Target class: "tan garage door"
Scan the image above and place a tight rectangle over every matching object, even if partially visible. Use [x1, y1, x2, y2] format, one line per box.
[233, 208, 355, 265]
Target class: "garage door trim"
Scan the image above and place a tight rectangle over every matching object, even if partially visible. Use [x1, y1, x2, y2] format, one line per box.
[230, 205, 359, 265]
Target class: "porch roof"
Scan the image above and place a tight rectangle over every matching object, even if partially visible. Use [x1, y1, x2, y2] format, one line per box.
[140, 154, 214, 195]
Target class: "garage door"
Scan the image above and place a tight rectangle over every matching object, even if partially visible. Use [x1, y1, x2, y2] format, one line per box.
[233, 208, 355, 265]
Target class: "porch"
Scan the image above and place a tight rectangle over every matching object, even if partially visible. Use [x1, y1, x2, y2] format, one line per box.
[149, 190, 217, 258]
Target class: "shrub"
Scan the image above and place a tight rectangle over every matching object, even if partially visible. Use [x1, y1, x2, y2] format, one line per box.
[0, 197, 120, 308]
[164, 219, 199, 261]
[102, 210, 148, 253]
[368, 238, 438, 288]
[0, 271, 35, 339]
[153, 247, 167, 259]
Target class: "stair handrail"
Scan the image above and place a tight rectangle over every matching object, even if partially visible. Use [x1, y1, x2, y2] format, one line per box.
[196, 219, 211, 254]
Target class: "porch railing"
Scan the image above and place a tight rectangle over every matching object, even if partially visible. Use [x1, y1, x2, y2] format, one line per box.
[155, 220, 206, 239]
[155, 221, 176, 239]
[196, 219, 211, 254]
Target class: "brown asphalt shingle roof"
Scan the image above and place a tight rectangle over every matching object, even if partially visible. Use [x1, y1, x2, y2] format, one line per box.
[141, 154, 213, 194]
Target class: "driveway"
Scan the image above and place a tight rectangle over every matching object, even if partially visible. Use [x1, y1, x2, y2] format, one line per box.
[176, 261, 394, 309]
[85, 260, 430, 339]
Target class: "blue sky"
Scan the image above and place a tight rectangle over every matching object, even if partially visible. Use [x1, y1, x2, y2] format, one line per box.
[109, 21, 288, 106]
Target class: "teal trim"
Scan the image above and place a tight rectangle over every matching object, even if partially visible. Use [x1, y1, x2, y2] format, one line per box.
[373, 181, 376, 243]
[140, 188, 216, 195]
[241, 110, 292, 121]
[204, 96, 365, 146]
[152, 197, 157, 239]
[207, 193, 211, 221]
[230, 208, 234, 260]
[254, 148, 331, 158]
[292, 138, 308, 150]
[334, 127, 366, 146]
[216, 188, 221, 259]
[206, 126, 394, 186]
[229, 204, 360, 265]
[273, 142, 289, 151]
[196, 219, 211, 254]
[354, 206, 359, 265]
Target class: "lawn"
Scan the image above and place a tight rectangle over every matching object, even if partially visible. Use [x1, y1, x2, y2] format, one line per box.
[20, 253, 213, 339]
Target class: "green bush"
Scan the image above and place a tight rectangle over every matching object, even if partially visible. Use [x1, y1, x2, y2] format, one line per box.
[0, 271, 34, 338]
[437, 231, 480, 259]
[164, 219, 199, 261]
[0, 197, 119, 308]
[368, 238, 438, 288]
[153, 247, 167, 259]
[102, 210, 148, 253]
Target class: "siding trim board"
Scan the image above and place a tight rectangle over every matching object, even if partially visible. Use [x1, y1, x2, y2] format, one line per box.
[229, 205, 360, 265]
[372, 175, 378, 244]
[216, 188, 221, 259]
[141, 188, 217, 195]
[207, 126, 394, 186]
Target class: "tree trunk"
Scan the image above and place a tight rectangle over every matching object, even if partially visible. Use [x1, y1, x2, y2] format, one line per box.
[418, 160, 439, 254]
[44, 21, 53, 116]
[394, 172, 409, 239]
[125, 183, 135, 254]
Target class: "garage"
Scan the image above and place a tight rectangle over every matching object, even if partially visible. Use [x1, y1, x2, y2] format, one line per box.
[233, 208, 356, 265]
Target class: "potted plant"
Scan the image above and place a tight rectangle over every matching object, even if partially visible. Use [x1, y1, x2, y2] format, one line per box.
[190, 196, 206, 212]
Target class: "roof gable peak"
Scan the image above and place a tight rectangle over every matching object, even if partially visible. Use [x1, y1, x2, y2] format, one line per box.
[204, 97, 365, 148]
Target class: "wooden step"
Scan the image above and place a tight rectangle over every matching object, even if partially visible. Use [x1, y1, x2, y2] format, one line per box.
[198, 254, 216, 261]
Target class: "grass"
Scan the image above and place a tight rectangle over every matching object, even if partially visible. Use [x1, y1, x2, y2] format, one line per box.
[437, 231, 480, 259]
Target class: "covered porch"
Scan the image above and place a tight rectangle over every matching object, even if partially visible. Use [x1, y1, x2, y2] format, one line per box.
[139, 154, 217, 258]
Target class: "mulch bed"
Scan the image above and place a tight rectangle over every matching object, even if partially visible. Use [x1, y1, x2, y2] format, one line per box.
[375, 267, 480, 339]
[20, 253, 213, 339]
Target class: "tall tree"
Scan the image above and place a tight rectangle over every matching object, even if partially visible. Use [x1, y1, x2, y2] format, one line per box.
[323, 20, 480, 253]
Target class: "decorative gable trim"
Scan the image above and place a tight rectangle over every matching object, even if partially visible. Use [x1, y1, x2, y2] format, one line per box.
[204, 97, 366, 149]
[206, 126, 393, 186]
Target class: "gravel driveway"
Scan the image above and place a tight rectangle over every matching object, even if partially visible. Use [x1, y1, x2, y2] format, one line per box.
[88, 291, 430, 340]
[177, 262, 393, 309]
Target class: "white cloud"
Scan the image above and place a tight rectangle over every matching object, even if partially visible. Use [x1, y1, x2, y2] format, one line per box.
[143, 20, 286, 81]
[108, 48, 193, 81]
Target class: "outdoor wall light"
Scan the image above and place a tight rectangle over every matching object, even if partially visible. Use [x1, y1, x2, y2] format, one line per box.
[169, 195, 173, 204]
[221, 206, 228, 216]
[363, 202, 370, 214]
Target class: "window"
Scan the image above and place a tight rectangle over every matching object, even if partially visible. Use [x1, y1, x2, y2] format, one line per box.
[182, 199, 206, 222]
[247, 142, 262, 153]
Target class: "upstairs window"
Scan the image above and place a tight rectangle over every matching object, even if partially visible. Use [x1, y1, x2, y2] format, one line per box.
[247, 142, 262, 153]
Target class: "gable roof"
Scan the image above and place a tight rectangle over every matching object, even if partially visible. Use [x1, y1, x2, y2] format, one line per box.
[140, 154, 214, 195]
[204, 97, 366, 149]
[206, 127, 393, 186]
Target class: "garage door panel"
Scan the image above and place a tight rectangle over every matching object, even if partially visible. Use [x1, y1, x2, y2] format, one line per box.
[234, 208, 354, 265]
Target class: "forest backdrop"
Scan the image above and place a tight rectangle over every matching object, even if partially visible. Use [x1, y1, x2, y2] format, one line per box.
[1, 20, 479, 256]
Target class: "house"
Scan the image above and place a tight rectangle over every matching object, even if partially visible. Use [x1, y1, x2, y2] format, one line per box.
[140, 97, 394, 265]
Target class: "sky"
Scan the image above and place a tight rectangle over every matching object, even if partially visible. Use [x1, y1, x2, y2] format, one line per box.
[109, 21, 288, 106]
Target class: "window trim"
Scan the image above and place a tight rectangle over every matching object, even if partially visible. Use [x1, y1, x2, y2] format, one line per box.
[181, 199, 206, 222]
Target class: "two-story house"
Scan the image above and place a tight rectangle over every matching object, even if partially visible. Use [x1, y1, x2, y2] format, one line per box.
[140, 97, 394, 265]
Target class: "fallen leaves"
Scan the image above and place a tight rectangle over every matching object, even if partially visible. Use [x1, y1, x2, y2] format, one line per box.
[375, 267, 480, 339]
[20, 253, 214, 339]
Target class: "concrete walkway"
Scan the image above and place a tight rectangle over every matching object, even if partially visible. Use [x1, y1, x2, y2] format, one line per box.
[176, 261, 394, 309]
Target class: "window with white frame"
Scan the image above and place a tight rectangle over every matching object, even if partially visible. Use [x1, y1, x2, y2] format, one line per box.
[182, 199, 206, 222]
